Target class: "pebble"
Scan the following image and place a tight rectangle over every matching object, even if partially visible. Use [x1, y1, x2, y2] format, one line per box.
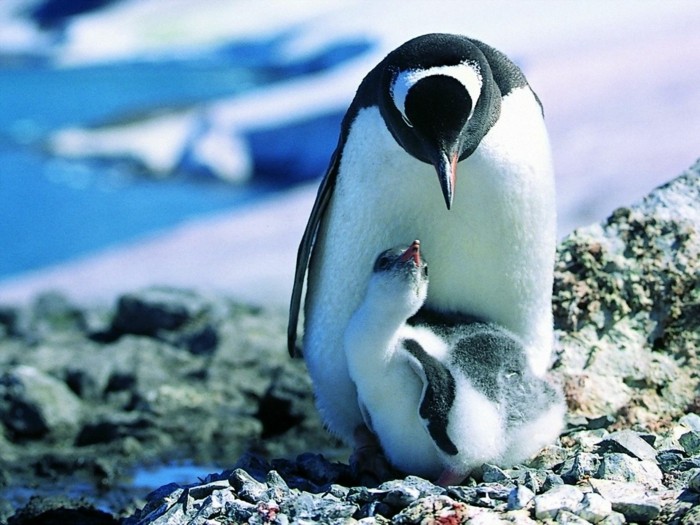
[507, 485, 535, 511]
[577, 492, 613, 524]
[596, 429, 658, 463]
[679, 431, 700, 456]
[559, 452, 600, 484]
[533, 484, 584, 520]
[589, 478, 661, 523]
[596, 453, 663, 489]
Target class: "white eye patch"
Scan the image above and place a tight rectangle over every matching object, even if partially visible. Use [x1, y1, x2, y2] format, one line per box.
[391, 62, 483, 126]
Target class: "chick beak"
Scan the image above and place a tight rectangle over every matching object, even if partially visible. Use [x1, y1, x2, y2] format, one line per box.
[399, 240, 421, 266]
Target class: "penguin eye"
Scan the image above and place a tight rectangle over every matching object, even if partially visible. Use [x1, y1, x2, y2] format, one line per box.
[422, 265, 429, 277]
[374, 255, 392, 272]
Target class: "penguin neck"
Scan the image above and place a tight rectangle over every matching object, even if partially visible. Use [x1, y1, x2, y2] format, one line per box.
[345, 284, 420, 363]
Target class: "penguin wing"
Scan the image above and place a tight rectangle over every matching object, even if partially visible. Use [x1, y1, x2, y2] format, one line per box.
[402, 339, 459, 456]
[287, 149, 339, 357]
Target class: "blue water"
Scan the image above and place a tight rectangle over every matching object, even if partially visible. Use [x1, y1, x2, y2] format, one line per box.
[0, 61, 270, 280]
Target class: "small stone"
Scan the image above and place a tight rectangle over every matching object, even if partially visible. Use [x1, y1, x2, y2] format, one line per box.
[657, 450, 684, 473]
[392, 495, 470, 524]
[556, 510, 592, 524]
[0, 365, 82, 440]
[507, 485, 535, 511]
[576, 492, 613, 524]
[589, 478, 661, 523]
[378, 476, 443, 503]
[228, 469, 267, 503]
[112, 287, 210, 335]
[533, 484, 585, 520]
[688, 469, 700, 492]
[680, 413, 700, 432]
[596, 453, 663, 489]
[265, 469, 291, 501]
[482, 464, 510, 483]
[187, 480, 231, 500]
[679, 431, 700, 456]
[527, 444, 568, 469]
[381, 482, 421, 508]
[596, 429, 658, 462]
[559, 452, 600, 484]
[541, 473, 565, 492]
[598, 511, 626, 525]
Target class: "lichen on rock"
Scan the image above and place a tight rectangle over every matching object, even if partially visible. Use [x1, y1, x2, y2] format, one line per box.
[552, 160, 700, 428]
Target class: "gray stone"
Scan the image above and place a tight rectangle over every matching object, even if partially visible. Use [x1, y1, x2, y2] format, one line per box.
[680, 431, 700, 456]
[688, 469, 700, 492]
[482, 464, 510, 483]
[528, 444, 568, 469]
[534, 484, 585, 520]
[556, 510, 591, 525]
[596, 453, 663, 489]
[559, 452, 600, 484]
[598, 511, 626, 525]
[447, 483, 511, 509]
[507, 485, 535, 511]
[680, 413, 700, 432]
[552, 165, 700, 425]
[576, 492, 613, 524]
[0, 365, 82, 440]
[589, 478, 661, 522]
[279, 490, 358, 522]
[597, 429, 658, 462]
[228, 469, 267, 503]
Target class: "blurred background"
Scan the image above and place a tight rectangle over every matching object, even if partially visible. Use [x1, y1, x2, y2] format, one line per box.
[0, 0, 698, 307]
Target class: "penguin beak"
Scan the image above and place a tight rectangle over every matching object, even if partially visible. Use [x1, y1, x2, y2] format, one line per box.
[434, 150, 458, 210]
[400, 240, 421, 266]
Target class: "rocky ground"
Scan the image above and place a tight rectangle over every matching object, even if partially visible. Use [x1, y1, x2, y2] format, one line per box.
[1, 161, 699, 524]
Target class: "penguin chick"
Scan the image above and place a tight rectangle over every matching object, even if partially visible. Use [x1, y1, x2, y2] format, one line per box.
[344, 241, 565, 485]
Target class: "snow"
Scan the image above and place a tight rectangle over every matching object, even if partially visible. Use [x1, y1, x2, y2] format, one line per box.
[1, 0, 699, 307]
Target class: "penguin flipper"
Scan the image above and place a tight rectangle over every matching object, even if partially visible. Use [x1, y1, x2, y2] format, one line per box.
[287, 150, 340, 357]
[402, 339, 459, 456]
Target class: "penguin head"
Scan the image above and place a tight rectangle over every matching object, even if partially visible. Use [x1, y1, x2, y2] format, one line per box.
[379, 34, 500, 209]
[367, 240, 429, 317]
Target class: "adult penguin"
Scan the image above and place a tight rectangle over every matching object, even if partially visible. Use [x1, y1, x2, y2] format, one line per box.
[288, 33, 556, 445]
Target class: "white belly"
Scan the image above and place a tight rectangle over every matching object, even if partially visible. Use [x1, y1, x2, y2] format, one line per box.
[304, 87, 556, 441]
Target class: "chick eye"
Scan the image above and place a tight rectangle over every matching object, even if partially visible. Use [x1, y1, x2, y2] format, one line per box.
[374, 255, 391, 271]
[422, 265, 429, 277]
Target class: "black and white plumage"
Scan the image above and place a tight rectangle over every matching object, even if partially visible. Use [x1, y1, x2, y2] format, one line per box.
[344, 241, 565, 485]
[288, 33, 557, 443]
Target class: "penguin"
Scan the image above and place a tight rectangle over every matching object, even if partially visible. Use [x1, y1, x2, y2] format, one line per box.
[344, 240, 565, 486]
[288, 33, 557, 445]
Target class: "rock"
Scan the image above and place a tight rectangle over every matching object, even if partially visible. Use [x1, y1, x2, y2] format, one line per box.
[688, 469, 700, 492]
[559, 451, 600, 484]
[680, 413, 700, 432]
[527, 444, 568, 470]
[507, 485, 535, 511]
[553, 164, 700, 426]
[577, 492, 613, 524]
[392, 495, 471, 524]
[596, 429, 658, 462]
[679, 431, 700, 456]
[0, 365, 82, 441]
[589, 478, 662, 523]
[533, 484, 585, 520]
[596, 453, 664, 489]
[555, 510, 592, 525]
[482, 464, 510, 483]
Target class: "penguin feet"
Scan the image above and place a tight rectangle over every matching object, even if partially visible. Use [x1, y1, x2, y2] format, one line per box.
[349, 425, 398, 486]
[435, 467, 469, 487]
